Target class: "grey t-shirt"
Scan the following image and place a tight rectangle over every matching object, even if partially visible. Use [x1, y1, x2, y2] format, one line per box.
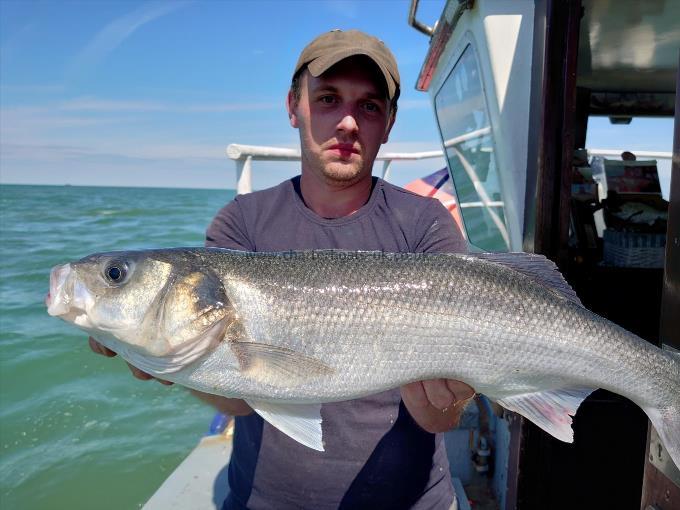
[206, 176, 467, 510]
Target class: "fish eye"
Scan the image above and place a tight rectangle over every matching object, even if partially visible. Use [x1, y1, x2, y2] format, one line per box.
[103, 262, 128, 285]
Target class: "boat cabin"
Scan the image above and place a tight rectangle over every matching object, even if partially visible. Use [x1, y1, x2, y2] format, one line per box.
[411, 0, 679, 508]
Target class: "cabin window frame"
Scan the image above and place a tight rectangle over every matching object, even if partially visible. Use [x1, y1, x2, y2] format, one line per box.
[432, 34, 510, 253]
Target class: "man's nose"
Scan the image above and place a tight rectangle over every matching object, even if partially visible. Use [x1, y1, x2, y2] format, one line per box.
[337, 112, 359, 133]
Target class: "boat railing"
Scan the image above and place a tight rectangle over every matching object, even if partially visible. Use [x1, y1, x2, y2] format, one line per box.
[588, 150, 672, 160]
[226, 143, 444, 195]
[226, 143, 672, 196]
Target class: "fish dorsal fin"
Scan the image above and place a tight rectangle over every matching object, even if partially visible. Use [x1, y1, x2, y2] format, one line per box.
[497, 387, 596, 442]
[232, 341, 334, 386]
[470, 252, 582, 306]
[247, 399, 324, 451]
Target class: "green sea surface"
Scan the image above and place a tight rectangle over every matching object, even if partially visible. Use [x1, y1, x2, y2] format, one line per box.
[0, 184, 237, 509]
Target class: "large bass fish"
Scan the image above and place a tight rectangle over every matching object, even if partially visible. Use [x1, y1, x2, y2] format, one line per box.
[46, 248, 680, 468]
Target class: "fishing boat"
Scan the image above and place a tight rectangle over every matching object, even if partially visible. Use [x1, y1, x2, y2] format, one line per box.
[144, 0, 679, 508]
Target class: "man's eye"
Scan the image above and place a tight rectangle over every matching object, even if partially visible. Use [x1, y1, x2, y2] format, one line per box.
[319, 96, 336, 104]
[363, 102, 380, 113]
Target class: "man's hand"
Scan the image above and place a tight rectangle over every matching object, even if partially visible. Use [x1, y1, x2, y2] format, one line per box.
[400, 379, 475, 433]
[88, 336, 173, 385]
[88, 336, 253, 416]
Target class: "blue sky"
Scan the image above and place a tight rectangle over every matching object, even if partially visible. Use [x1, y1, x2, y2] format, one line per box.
[0, 0, 673, 191]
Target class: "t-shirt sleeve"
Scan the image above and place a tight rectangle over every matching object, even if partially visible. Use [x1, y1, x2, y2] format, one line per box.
[205, 199, 254, 251]
[413, 199, 468, 254]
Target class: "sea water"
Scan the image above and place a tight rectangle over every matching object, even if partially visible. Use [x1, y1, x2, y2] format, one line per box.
[0, 184, 237, 509]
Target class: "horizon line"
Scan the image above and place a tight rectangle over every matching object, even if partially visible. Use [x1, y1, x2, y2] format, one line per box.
[0, 182, 238, 192]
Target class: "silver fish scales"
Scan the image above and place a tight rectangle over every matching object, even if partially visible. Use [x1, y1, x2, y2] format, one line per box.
[47, 248, 680, 459]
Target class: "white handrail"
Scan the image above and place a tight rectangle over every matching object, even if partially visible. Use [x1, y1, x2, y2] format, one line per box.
[443, 127, 491, 148]
[225, 143, 446, 194]
[588, 149, 672, 160]
[225, 142, 672, 195]
[377, 150, 445, 160]
[226, 144, 301, 161]
[226, 144, 446, 162]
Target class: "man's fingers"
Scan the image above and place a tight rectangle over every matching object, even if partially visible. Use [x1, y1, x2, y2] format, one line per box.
[400, 381, 430, 409]
[126, 362, 153, 381]
[88, 337, 117, 357]
[88, 338, 172, 386]
[445, 379, 475, 402]
[402, 379, 476, 411]
[125, 362, 173, 385]
[422, 378, 455, 411]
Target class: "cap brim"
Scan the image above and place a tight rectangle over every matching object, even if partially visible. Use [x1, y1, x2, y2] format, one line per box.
[307, 48, 397, 100]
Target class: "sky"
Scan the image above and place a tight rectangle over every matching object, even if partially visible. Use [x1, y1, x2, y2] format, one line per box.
[0, 0, 673, 191]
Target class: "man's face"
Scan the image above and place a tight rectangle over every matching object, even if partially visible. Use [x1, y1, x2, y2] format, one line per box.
[287, 57, 396, 187]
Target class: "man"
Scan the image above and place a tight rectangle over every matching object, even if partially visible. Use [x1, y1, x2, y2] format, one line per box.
[91, 29, 474, 509]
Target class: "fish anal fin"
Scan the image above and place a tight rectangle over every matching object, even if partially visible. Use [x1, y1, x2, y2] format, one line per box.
[232, 341, 334, 385]
[497, 387, 596, 442]
[247, 400, 324, 451]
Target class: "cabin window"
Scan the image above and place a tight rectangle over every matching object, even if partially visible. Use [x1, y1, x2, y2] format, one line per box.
[435, 44, 509, 252]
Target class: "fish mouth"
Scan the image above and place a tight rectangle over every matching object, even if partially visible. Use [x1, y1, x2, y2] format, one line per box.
[47, 263, 73, 316]
[47, 264, 96, 328]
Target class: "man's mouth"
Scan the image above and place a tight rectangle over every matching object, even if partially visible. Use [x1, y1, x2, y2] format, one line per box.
[328, 144, 359, 158]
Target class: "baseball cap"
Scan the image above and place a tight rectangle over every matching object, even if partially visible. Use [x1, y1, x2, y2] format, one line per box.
[294, 29, 400, 101]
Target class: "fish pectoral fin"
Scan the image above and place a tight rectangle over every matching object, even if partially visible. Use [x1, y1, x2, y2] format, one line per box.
[496, 387, 596, 442]
[232, 341, 334, 385]
[246, 400, 324, 451]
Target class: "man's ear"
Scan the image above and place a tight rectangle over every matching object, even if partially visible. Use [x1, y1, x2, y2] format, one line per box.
[286, 90, 299, 128]
[382, 109, 396, 144]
